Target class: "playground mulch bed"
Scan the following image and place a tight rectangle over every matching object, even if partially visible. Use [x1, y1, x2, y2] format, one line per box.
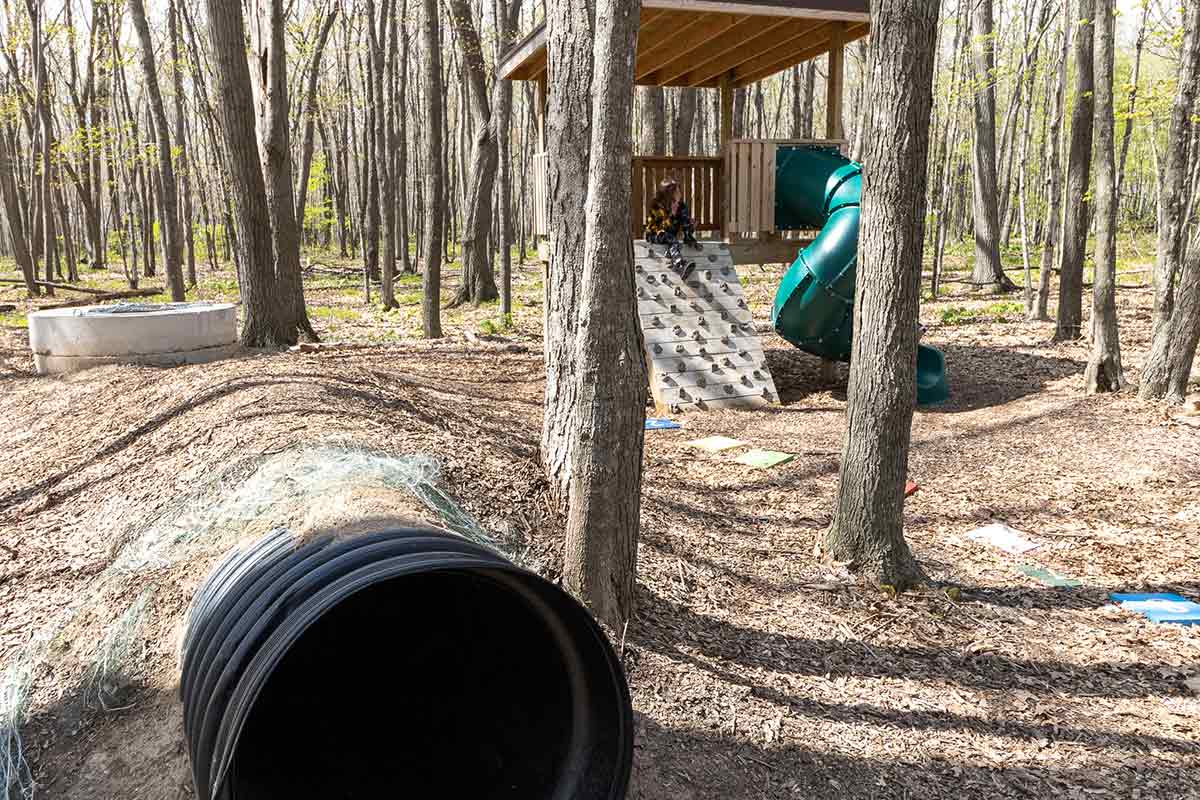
[1, 270, 1198, 799]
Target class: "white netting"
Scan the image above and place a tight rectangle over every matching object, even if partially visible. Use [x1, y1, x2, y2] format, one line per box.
[1, 443, 507, 799]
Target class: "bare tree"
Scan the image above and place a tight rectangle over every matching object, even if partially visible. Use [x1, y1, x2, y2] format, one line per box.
[1085, 0, 1123, 393]
[1139, 0, 1200, 400]
[128, 0, 186, 302]
[206, 0, 293, 346]
[420, 0, 444, 337]
[546, 0, 645, 631]
[447, 0, 501, 306]
[1055, 0, 1096, 342]
[824, 0, 940, 588]
[969, 0, 1013, 292]
[1033, 1, 1069, 321]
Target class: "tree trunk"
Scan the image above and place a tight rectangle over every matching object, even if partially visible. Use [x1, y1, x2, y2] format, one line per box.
[206, 0, 291, 347]
[550, 0, 646, 632]
[294, 9, 339, 233]
[969, 0, 1013, 292]
[638, 86, 666, 155]
[672, 88, 698, 155]
[420, 0, 444, 337]
[1116, 0, 1149, 202]
[1139, 0, 1200, 399]
[128, 0, 185, 302]
[1034, 1, 1069, 322]
[261, 0, 315, 339]
[1085, 0, 1123, 393]
[1055, 0, 1097, 341]
[824, 0, 939, 589]
[168, 1, 196, 287]
[495, 0, 520, 316]
[448, 0, 500, 306]
[0, 128, 36, 294]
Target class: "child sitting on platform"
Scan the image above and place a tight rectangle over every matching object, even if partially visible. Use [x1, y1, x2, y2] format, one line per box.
[644, 179, 700, 280]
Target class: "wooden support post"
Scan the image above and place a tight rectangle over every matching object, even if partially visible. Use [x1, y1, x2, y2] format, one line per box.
[719, 72, 734, 150]
[720, 71, 734, 238]
[825, 23, 845, 140]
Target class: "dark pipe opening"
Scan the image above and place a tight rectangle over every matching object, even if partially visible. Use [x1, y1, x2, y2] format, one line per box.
[228, 568, 625, 798]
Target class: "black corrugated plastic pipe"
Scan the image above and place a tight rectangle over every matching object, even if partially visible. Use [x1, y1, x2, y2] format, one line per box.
[180, 527, 633, 799]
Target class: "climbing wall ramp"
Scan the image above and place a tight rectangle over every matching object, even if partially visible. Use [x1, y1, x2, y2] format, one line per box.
[634, 240, 778, 413]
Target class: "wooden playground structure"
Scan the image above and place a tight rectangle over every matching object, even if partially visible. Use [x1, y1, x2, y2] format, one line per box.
[500, 0, 869, 266]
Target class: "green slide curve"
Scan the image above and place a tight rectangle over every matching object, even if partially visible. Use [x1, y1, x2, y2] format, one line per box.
[769, 145, 949, 406]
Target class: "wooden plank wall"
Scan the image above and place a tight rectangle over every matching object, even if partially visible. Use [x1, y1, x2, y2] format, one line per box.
[724, 138, 849, 237]
[631, 157, 724, 237]
[725, 140, 776, 235]
[634, 240, 778, 412]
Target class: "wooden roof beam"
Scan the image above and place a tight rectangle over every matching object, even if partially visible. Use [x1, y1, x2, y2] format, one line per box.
[678, 17, 827, 87]
[733, 21, 867, 87]
[637, 13, 745, 81]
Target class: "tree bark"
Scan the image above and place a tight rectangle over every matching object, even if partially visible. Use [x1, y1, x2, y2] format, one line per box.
[0, 128, 36, 294]
[495, 0, 520, 316]
[1085, 0, 1123, 393]
[969, 0, 1013, 292]
[168, 0, 196, 287]
[672, 87, 698, 155]
[260, 0, 315, 339]
[206, 0, 291, 346]
[128, 0, 186, 302]
[824, 0, 939, 589]
[550, 0, 646, 632]
[1139, 0, 1200, 399]
[1116, 0, 1149, 202]
[420, 0, 444, 337]
[638, 86, 666, 155]
[1055, 0, 1096, 341]
[448, 0, 500, 306]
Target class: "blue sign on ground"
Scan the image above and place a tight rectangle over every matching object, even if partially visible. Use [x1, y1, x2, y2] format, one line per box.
[644, 418, 681, 431]
[1110, 593, 1200, 625]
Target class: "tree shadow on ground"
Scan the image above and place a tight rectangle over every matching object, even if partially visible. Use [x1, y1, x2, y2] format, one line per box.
[632, 587, 1189, 701]
[765, 344, 1085, 413]
[631, 710, 1198, 799]
[921, 344, 1084, 413]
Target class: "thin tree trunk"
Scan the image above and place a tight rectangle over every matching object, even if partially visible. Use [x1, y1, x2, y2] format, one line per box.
[1116, 0, 1149, 202]
[825, 0, 940, 589]
[294, 9, 338, 233]
[128, 0, 186, 302]
[1034, 1, 1069, 322]
[969, 0, 1013, 292]
[1140, 1, 1200, 399]
[420, 0, 444, 337]
[1055, 0, 1097, 341]
[448, 0, 501, 306]
[1085, 0, 1123, 392]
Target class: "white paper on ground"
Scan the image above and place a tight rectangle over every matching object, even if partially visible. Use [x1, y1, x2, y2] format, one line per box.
[964, 522, 1039, 555]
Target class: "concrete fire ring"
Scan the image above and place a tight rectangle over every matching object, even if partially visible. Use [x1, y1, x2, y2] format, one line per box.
[29, 302, 239, 375]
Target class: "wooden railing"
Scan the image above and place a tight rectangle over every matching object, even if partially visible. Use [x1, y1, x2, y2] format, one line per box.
[725, 138, 849, 236]
[630, 156, 723, 238]
[530, 139, 849, 244]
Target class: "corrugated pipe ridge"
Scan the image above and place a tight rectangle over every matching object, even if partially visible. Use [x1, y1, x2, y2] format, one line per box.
[180, 527, 633, 799]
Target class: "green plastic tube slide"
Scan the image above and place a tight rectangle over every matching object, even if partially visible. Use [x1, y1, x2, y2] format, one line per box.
[769, 145, 948, 406]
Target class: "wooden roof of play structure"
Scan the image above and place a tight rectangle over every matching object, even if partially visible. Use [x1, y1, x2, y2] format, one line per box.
[499, 0, 869, 89]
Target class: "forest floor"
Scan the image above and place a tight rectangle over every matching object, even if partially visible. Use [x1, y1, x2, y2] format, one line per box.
[1, 240, 1198, 799]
